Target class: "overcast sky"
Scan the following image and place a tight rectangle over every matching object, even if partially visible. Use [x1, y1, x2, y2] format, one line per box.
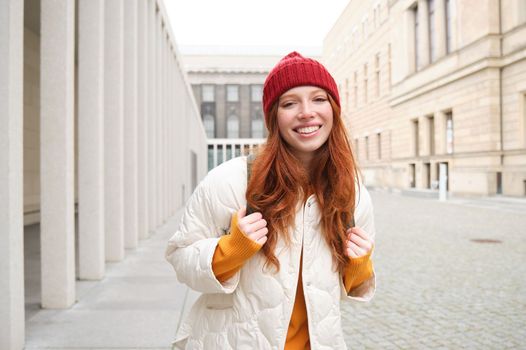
[164, 0, 349, 55]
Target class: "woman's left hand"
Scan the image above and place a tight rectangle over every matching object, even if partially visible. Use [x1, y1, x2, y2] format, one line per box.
[345, 226, 374, 258]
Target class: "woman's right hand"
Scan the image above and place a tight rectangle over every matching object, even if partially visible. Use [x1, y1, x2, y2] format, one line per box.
[236, 208, 268, 245]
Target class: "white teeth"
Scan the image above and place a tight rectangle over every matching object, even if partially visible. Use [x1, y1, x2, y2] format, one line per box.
[296, 126, 320, 134]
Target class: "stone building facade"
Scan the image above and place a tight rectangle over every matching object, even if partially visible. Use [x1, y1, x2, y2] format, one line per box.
[324, 0, 526, 197]
[0, 1, 207, 348]
[183, 53, 282, 169]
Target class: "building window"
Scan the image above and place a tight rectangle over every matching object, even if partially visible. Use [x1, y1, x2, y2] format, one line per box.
[203, 114, 215, 138]
[377, 132, 382, 159]
[365, 135, 370, 160]
[353, 71, 358, 108]
[409, 163, 416, 188]
[251, 118, 264, 138]
[496, 172, 503, 194]
[373, 6, 379, 29]
[217, 145, 223, 165]
[251, 106, 264, 138]
[363, 64, 368, 104]
[445, 111, 453, 154]
[387, 43, 392, 88]
[428, 115, 435, 155]
[429, 0, 436, 62]
[207, 145, 214, 171]
[227, 114, 239, 139]
[251, 85, 263, 102]
[424, 162, 431, 189]
[414, 4, 420, 70]
[202, 85, 215, 102]
[226, 85, 239, 102]
[362, 17, 367, 40]
[375, 53, 381, 98]
[413, 119, 420, 156]
[446, 0, 453, 53]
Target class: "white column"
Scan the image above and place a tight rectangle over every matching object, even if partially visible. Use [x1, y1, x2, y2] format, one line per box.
[417, 0, 430, 68]
[165, 40, 170, 217]
[156, 14, 163, 225]
[78, 0, 105, 280]
[161, 33, 167, 221]
[123, 0, 139, 249]
[104, 0, 124, 261]
[435, 0, 447, 58]
[40, 0, 76, 308]
[170, 51, 178, 215]
[166, 50, 171, 214]
[137, 0, 149, 239]
[167, 46, 173, 215]
[0, 0, 24, 347]
[147, 0, 157, 233]
[174, 66, 183, 210]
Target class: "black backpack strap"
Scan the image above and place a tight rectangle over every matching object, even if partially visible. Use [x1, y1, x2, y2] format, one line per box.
[246, 154, 256, 215]
[348, 216, 355, 230]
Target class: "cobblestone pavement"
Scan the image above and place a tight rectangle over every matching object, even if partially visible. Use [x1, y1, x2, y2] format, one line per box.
[342, 191, 526, 349]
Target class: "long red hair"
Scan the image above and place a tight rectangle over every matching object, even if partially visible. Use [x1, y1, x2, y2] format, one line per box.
[246, 94, 360, 273]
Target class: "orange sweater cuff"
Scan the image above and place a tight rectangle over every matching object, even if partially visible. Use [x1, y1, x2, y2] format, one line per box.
[212, 213, 262, 282]
[343, 250, 374, 294]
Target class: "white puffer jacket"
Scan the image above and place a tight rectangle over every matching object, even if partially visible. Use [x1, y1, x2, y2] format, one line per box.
[165, 156, 376, 350]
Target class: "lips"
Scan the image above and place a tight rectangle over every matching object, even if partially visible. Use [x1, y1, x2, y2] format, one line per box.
[295, 125, 321, 134]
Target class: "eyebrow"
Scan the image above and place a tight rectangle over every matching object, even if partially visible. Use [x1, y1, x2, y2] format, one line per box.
[279, 88, 327, 100]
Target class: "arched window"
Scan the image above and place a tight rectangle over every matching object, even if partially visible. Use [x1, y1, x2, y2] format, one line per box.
[227, 114, 239, 138]
[251, 107, 264, 138]
[203, 114, 215, 138]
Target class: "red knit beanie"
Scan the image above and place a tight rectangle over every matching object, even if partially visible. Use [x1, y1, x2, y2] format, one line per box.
[262, 51, 340, 123]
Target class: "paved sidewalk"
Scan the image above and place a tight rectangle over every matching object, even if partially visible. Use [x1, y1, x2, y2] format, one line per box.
[25, 212, 187, 350]
[341, 190, 526, 349]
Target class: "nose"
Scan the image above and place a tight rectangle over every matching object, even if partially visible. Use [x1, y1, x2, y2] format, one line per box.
[298, 101, 315, 119]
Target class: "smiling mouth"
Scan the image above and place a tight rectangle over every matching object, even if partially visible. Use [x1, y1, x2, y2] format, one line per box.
[294, 125, 321, 134]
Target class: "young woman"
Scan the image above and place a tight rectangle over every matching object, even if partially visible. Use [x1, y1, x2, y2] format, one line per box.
[166, 52, 376, 350]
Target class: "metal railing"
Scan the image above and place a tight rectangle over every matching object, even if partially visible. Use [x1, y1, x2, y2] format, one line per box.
[207, 138, 266, 170]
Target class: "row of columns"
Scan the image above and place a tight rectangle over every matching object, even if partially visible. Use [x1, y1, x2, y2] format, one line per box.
[48, 0, 184, 303]
[1, 0, 205, 348]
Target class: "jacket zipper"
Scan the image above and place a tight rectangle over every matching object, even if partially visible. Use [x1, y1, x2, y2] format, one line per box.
[279, 197, 310, 349]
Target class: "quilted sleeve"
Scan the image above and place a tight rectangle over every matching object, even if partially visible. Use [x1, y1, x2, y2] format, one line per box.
[165, 157, 249, 294]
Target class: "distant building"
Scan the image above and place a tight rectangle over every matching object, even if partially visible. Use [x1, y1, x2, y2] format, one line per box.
[324, 0, 526, 197]
[183, 53, 282, 169]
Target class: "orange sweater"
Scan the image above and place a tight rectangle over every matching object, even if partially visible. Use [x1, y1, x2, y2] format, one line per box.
[212, 214, 374, 350]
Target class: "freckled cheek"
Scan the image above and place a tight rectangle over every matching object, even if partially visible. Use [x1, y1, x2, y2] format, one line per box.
[277, 114, 294, 133]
